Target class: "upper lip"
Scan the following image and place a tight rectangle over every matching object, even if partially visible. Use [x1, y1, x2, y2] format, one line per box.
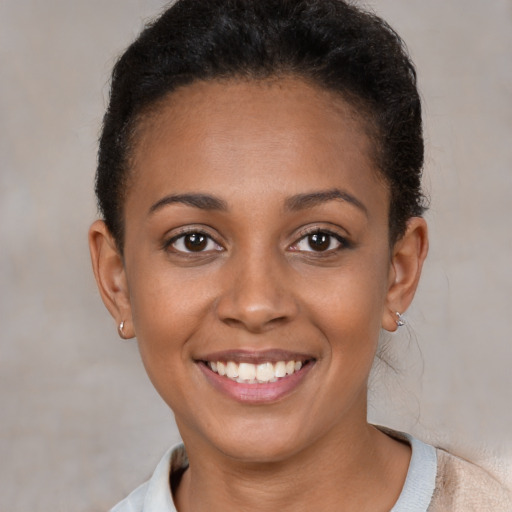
[195, 349, 315, 364]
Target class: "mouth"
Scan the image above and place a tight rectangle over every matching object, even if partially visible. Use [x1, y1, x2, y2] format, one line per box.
[196, 350, 316, 403]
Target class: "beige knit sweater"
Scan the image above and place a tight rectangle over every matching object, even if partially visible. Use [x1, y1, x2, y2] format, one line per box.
[428, 448, 512, 511]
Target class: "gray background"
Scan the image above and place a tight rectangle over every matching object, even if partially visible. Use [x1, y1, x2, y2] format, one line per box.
[1, 1, 511, 510]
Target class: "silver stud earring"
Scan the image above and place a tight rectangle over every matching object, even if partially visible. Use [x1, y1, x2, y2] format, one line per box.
[118, 320, 126, 339]
[395, 312, 405, 327]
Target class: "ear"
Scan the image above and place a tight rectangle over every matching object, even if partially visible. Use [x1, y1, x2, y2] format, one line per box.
[382, 217, 429, 332]
[88, 220, 134, 339]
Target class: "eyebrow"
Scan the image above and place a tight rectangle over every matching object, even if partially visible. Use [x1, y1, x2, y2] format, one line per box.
[148, 188, 367, 216]
[148, 193, 228, 215]
[284, 188, 368, 216]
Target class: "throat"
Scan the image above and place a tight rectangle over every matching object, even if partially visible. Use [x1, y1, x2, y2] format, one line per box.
[172, 425, 411, 512]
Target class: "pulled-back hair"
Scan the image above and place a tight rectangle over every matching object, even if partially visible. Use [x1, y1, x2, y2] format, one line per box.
[96, 0, 426, 250]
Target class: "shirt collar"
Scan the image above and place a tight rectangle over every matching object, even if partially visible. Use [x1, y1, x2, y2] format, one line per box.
[142, 444, 188, 512]
[141, 430, 437, 512]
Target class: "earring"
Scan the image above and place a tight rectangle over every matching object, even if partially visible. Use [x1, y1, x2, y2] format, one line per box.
[118, 320, 127, 339]
[395, 312, 406, 327]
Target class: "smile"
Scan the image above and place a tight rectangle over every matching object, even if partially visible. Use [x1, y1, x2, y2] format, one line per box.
[207, 360, 304, 384]
[197, 351, 316, 403]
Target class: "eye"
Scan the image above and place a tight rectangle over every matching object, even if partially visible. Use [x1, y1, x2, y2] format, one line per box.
[167, 231, 223, 254]
[292, 231, 346, 253]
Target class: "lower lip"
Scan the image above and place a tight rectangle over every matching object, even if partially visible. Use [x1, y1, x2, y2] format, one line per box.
[198, 361, 315, 404]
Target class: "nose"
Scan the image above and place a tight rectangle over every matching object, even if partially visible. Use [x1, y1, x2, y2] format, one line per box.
[215, 251, 298, 333]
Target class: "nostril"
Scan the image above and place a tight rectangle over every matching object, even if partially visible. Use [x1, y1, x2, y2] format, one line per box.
[217, 298, 296, 332]
[214, 266, 299, 331]
[221, 312, 289, 333]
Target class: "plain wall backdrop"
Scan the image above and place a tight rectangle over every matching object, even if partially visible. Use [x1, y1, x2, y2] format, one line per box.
[1, 1, 511, 510]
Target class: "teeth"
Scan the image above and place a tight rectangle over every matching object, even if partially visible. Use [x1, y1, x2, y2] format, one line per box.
[226, 361, 239, 378]
[256, 362, 274, 382]
[238, 362, 256, 381]
[275, 361, 286, 378]
[207, 359, 306, 383]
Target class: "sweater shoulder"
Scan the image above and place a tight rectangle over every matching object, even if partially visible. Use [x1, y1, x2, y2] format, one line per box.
[429, 448, 512, 511]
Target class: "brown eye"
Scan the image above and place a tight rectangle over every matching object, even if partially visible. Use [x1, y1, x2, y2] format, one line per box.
[184, 233, 208, 251]
[291, 230, 346, 253]
[168, 231, 223, 254]
[308, 233, 331, 251]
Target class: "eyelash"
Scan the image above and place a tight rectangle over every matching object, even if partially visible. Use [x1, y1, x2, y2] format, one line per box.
[163, 227, 350, 256]
[290, 229, 350, 254]
[163, 229, 223, 254]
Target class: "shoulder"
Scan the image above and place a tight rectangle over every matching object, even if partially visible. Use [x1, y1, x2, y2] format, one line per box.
[378, 426, 512, 511]
[429, 448, 512, 511]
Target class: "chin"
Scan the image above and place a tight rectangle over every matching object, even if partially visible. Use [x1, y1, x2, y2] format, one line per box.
[191, 413, 324, 465]
[216, 435, 306, 464]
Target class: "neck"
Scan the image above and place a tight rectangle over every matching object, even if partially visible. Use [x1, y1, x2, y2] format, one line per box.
[174, 422, 411, 512]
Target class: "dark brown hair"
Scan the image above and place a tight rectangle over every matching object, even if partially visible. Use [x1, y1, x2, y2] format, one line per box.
[96, 0, 426, 251]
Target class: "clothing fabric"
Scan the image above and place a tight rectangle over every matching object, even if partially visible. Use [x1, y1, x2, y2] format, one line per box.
[110, 431, 511, 512]
[430, 449, 512, 511]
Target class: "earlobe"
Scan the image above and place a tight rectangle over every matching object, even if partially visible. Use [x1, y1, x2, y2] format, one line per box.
[382, 217, 429, 332]
[88, 220, 134, 338]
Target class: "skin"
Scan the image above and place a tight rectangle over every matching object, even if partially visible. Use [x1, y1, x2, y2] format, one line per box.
[89, 77, 428, 511]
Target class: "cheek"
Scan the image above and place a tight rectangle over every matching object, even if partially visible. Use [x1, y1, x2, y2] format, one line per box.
[129, 252, 216, 329]
[126, 263, 217, 386]
[299, 252, 391, 378]
[306, 273, 388, 418]
[303, 255, 390, 333]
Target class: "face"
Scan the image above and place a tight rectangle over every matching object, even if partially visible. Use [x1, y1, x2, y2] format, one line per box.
[115, 78, 400, 462]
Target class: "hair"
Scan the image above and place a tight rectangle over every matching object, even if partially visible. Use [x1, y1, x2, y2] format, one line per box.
[96, 0, 427, 251]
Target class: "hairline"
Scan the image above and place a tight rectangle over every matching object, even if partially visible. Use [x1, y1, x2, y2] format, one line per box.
[114, 73, 393, 253]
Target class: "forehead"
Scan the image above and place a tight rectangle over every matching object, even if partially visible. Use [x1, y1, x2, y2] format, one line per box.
[128, 77, 387, 216]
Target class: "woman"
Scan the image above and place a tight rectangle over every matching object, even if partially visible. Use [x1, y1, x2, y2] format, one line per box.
[88, 0, 511, 510]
